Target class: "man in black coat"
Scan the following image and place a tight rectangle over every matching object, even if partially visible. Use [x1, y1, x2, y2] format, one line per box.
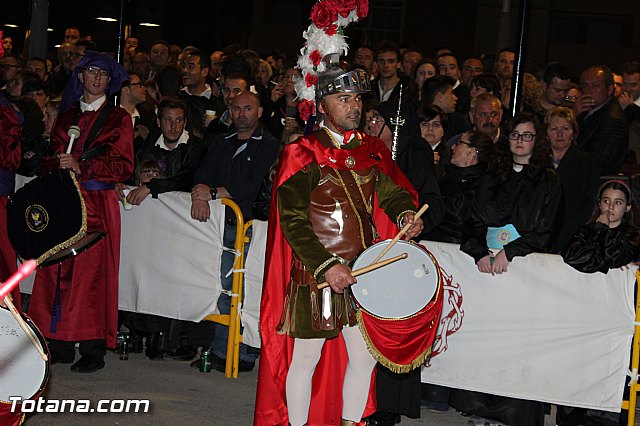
[575, 66, 629, 175]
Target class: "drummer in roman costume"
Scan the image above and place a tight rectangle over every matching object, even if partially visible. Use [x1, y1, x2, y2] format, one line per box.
[29, 52, 133, 373]
[254, 54, 423, 426]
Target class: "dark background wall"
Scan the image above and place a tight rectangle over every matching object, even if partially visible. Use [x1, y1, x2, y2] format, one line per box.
[3, 0, 639, 74]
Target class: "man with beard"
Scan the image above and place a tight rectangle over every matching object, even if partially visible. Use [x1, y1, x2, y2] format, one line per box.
[446, 93, 503, 147]
[254, 54, 423, 426]
[126, 97, 207, 204]
[539, 62, 572, 117]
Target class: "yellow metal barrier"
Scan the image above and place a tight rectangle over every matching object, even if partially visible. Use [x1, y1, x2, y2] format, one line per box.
[203, 198, 252, 378]
[622, 270, 640, 424]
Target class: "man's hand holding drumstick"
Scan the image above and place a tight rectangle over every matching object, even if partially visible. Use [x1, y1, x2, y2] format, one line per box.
[57, 153, 81, 175]
[322, 206, 426, 294]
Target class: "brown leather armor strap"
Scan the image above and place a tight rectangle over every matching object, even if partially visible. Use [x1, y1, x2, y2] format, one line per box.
[335, 168, 375, 248]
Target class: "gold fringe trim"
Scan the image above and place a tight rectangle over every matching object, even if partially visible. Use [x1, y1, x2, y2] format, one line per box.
[33, 172, 88, 265]
[356, 309, 433, 374]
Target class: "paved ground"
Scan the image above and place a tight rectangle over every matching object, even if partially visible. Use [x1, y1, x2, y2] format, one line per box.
[17, 350, 638, 426]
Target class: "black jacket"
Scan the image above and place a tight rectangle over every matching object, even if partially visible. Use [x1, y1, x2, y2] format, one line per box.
[576, 97, 629, 175]
[550, 145, 601, 253]
[461, 166, 562, 262]
[193, 125, 279, 220]
[377, 99, 444, 235]
[428, 163, 486, 244]
[138, 132, 208, 197]
[563, 221, 640, 274]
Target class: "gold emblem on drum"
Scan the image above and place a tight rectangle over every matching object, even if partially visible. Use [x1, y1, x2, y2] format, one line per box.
[25, 204, 49, 232]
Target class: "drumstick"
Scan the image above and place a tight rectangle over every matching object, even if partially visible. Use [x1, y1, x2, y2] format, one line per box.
[0, 260, 37, 300]
[317, 252, 407, 290]
[65, 125, 81, 154]
[3, 296, 48, 361]
[370, 204, 429, 265]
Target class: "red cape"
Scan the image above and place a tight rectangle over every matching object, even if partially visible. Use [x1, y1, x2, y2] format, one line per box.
[254, 132, 417, 426]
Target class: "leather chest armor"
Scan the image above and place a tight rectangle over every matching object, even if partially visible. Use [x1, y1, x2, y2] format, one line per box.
[309, 165, 378, 262]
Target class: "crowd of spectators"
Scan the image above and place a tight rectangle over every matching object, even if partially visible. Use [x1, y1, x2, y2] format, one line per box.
[2, 26, 640, 426]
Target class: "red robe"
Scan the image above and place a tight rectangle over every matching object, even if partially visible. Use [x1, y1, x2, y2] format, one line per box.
[29, 101, 134, 348]
[254, 131, 417, 426]
[0, 94, 24, 426]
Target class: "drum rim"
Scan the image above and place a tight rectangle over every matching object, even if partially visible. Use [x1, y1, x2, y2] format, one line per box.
[39, 231, 106, 268]
[0, 307, 51, 403]
[350, 240, 443, 320]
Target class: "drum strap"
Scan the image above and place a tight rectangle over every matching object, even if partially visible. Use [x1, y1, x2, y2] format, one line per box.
[335, 168, 376, 247]
[70, 101, 114, 158]
[50, 264, 63, 333]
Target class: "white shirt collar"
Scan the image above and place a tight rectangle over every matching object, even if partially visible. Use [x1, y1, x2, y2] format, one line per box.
[79, 95, 107, 112]
[634, 96, 640, 108]
[130, 108, 140, 127]
[155, 129, 190, 150]
[181, 84, 212, 99]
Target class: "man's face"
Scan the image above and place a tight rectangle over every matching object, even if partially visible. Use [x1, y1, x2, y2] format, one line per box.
[150, 44, 169, 67]
[27, 59, 47, 80]
[402, 51, 422, 77]
[354, 48, 374, 71]
[131, 52, 150, 75]
[2, 37, 12, 53]
[496, 51, 515, 80]
[78, 66, 110, 99]
[70, 45, 87, 71]
[127, 75, 147, 104]
[613, 74, 624, 98]
[542, 77, 571, 106]
[435, 86, 458, 113]
[283, 68, 300, 97]
[320, 92, 362, 132]
[437, 55, 460, 80]
[0, 57, 20, 84]
[209, 51, 223, 79]
[223, 78, 248, 108]
[376, 51, 400, 79]
[125, 37, 139, 53]
[230, 93, 262, 133]
[158, 108, 186, 143]
[58, 43, 74, 71]
[26, 90, 49, 110]
[461, 58, 483, 87]
[64, 28, 80, 43]
[581, 68, 613, 107]
[471, 100, 502, 138]
[623, 72, 640, 101]
[181, 55, 207, 89]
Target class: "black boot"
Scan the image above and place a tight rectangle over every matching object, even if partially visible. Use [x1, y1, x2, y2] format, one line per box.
[145, 332, 164, 360]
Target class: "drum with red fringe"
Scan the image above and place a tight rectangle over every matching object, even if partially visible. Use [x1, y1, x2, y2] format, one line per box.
[350, 240, 443, 373]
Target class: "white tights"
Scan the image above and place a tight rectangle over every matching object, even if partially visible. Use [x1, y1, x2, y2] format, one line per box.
[286, 326, 377, 426]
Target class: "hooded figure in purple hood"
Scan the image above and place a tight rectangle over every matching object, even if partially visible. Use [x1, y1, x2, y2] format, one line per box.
[29, 51, 135, 373]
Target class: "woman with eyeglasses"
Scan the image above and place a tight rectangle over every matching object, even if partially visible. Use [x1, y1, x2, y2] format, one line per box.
[454, 112, 561, 426]
[427, 130, 493, 244]
[544, 107, 600, 252]
[418, 104, 449, 179]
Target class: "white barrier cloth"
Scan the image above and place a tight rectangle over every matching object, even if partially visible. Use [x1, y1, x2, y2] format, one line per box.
[420, 241, 636, 412]
[118, 192, 224, 321]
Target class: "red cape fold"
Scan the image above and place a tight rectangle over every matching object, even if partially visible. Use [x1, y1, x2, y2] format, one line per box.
[254, 133, 418, 426]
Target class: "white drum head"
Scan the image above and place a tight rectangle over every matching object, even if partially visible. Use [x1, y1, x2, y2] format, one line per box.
[0, 308, 48, 401]
[351, 240, 439, 319]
